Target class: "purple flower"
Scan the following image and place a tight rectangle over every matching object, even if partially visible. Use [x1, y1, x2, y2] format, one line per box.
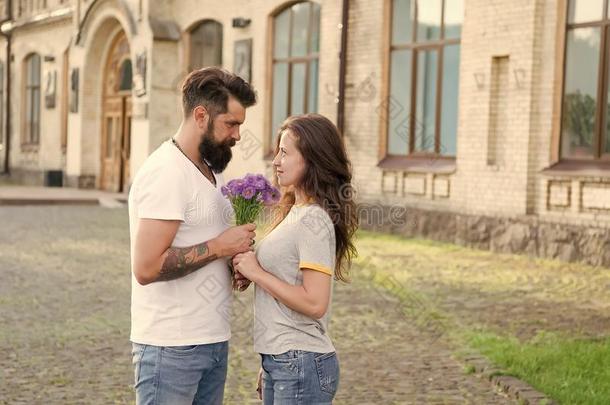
[269, 188, 280, 203]
[242, 186, 256, 199]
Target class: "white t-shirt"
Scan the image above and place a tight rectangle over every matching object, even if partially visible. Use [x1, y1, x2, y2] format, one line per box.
[128, 140, 234, 346]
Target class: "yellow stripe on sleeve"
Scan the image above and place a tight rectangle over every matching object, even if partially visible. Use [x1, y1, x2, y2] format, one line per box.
[300, 262, 332, 276]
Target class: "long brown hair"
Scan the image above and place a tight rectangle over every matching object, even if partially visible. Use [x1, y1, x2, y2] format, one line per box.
[271, 114, 358, 282]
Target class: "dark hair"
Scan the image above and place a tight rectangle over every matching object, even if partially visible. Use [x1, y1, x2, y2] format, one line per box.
[181, 67, 257, 117]
[271, 114, 358, 282]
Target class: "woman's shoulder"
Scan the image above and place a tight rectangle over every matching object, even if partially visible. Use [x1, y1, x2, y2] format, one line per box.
[297, 204, 335, 238]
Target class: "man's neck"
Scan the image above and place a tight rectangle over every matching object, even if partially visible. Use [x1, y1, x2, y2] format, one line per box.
[173, 124, 201, 165]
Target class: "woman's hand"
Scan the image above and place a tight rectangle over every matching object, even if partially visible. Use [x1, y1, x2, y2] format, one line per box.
[233, 270, 252, 291]
[256, 367, 263, 400]
[233, 251, 264, 281]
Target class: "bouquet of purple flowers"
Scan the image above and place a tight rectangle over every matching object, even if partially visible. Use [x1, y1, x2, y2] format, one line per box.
[221, 173, 281, 227]
[222, 174, 280, 289]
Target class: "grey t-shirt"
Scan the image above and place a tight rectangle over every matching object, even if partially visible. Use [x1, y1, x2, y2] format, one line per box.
[254, 204, 336, 355]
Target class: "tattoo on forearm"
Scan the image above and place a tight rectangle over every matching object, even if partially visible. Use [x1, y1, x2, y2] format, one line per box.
[155, 242, 218, 282]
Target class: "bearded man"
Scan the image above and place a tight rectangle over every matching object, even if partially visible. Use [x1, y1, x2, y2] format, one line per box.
[127, 67, 257, 405]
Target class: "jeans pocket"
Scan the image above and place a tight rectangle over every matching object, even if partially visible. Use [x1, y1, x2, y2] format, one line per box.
[163, 345, 198, 355]
[132, 343, 146, 387]
[314, 352, 339, 395]
[267, 352, 299, 374]
[270, 350, 298, 363]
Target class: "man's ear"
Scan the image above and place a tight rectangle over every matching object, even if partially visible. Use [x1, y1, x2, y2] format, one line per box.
[193, 105, 210, 128]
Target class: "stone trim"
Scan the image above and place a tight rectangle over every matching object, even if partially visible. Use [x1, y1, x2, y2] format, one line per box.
[463, 353, 557, 405]
[358, 204, 610, 267]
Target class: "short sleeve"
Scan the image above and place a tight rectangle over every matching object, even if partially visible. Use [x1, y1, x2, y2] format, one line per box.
[134, 163, 190, 221]
[297, 207, 335, 276]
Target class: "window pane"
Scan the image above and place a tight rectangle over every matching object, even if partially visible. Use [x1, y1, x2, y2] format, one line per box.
[606, 37, 610, 155]
[290, 62, 307, 115]
[310, 3, 321, 53]
[0, 64, 3, 143]
[190, 21, 222, 69]
[388, 49, 411, 155]
[271, 63, 289, 144]
[27, 56, 37, 85]
[32, 55, 41, 86]
[32, 88, 40, 144]
[444, 0, 463, 39]
[392, 0, 413, 45]
[415, 50, 438, 152]
[440, 44, 460, 156]
[274, 9, 290, 58]
[561, 28, 600, 158]
[26, 58, 32, 85]
[416, 0, 442, 42]
[291, 2, 311, 57]
[119, 60, 132, 91]
[307, 59, 318, 113]
[568, 0, 603, 24]
[25, 88, 32, 142]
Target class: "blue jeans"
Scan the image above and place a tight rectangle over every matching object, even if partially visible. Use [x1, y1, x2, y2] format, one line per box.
[261, 350, 340, 404]
[132, 341, 228, 405]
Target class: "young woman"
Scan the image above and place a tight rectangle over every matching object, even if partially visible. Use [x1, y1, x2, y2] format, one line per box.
[232, 113, 358, 404]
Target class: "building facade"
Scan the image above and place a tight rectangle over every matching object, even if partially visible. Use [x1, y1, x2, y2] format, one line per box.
[0, 0, 609, 266]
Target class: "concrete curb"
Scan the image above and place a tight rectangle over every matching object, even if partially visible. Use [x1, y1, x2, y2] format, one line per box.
[0, 198, 127, 207]
[0, 198, 100, 206]
[463, 353, 557, 405]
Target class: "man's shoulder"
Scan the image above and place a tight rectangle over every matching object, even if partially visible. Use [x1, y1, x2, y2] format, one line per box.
[135, 142, 183, 179]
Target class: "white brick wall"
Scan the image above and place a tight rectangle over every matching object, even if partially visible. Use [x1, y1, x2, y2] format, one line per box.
[3, 0, 610, 230]
[6, 17, 72, 173]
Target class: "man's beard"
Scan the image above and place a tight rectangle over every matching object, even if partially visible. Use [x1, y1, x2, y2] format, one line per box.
[198, 120, 235, 173]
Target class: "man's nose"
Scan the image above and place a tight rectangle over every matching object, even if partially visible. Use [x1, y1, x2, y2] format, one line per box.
[232, 127, 241, 142]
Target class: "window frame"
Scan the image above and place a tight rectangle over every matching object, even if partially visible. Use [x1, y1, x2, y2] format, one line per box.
[265, 1, 321, 158]
[0, 62, 4, 150]
[557, 0, 610, 164]
[379, 0, 461, 166]
[22, 53, 41, 147]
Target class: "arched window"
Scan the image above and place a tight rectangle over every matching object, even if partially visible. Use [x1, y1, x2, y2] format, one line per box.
[270, 1, 321, 147]
[189, 20, 223, 71]
[385, 0, 463, 157]
[24, 53, 41, 145]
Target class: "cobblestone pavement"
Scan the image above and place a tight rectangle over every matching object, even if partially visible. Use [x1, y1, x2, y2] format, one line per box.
[355, 232, 610, 341]
[0, 206, 513, 404]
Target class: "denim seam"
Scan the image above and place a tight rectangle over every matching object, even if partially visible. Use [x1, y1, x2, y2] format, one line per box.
[153, 346, 162, 404]
[298, 352, 305, 405]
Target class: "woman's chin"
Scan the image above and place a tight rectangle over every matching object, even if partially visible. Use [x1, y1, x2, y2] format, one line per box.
[277, 178, 289, 188]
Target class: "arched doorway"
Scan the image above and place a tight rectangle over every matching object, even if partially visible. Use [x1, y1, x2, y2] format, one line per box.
[100, 30, 132, 192]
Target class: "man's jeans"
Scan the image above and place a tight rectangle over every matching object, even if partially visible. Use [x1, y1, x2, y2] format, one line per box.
[132, 341, 228, 405]
[261, 350, 340, 405]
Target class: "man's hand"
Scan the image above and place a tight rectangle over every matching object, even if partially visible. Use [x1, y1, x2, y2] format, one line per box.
[211, 223, 256, 257]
